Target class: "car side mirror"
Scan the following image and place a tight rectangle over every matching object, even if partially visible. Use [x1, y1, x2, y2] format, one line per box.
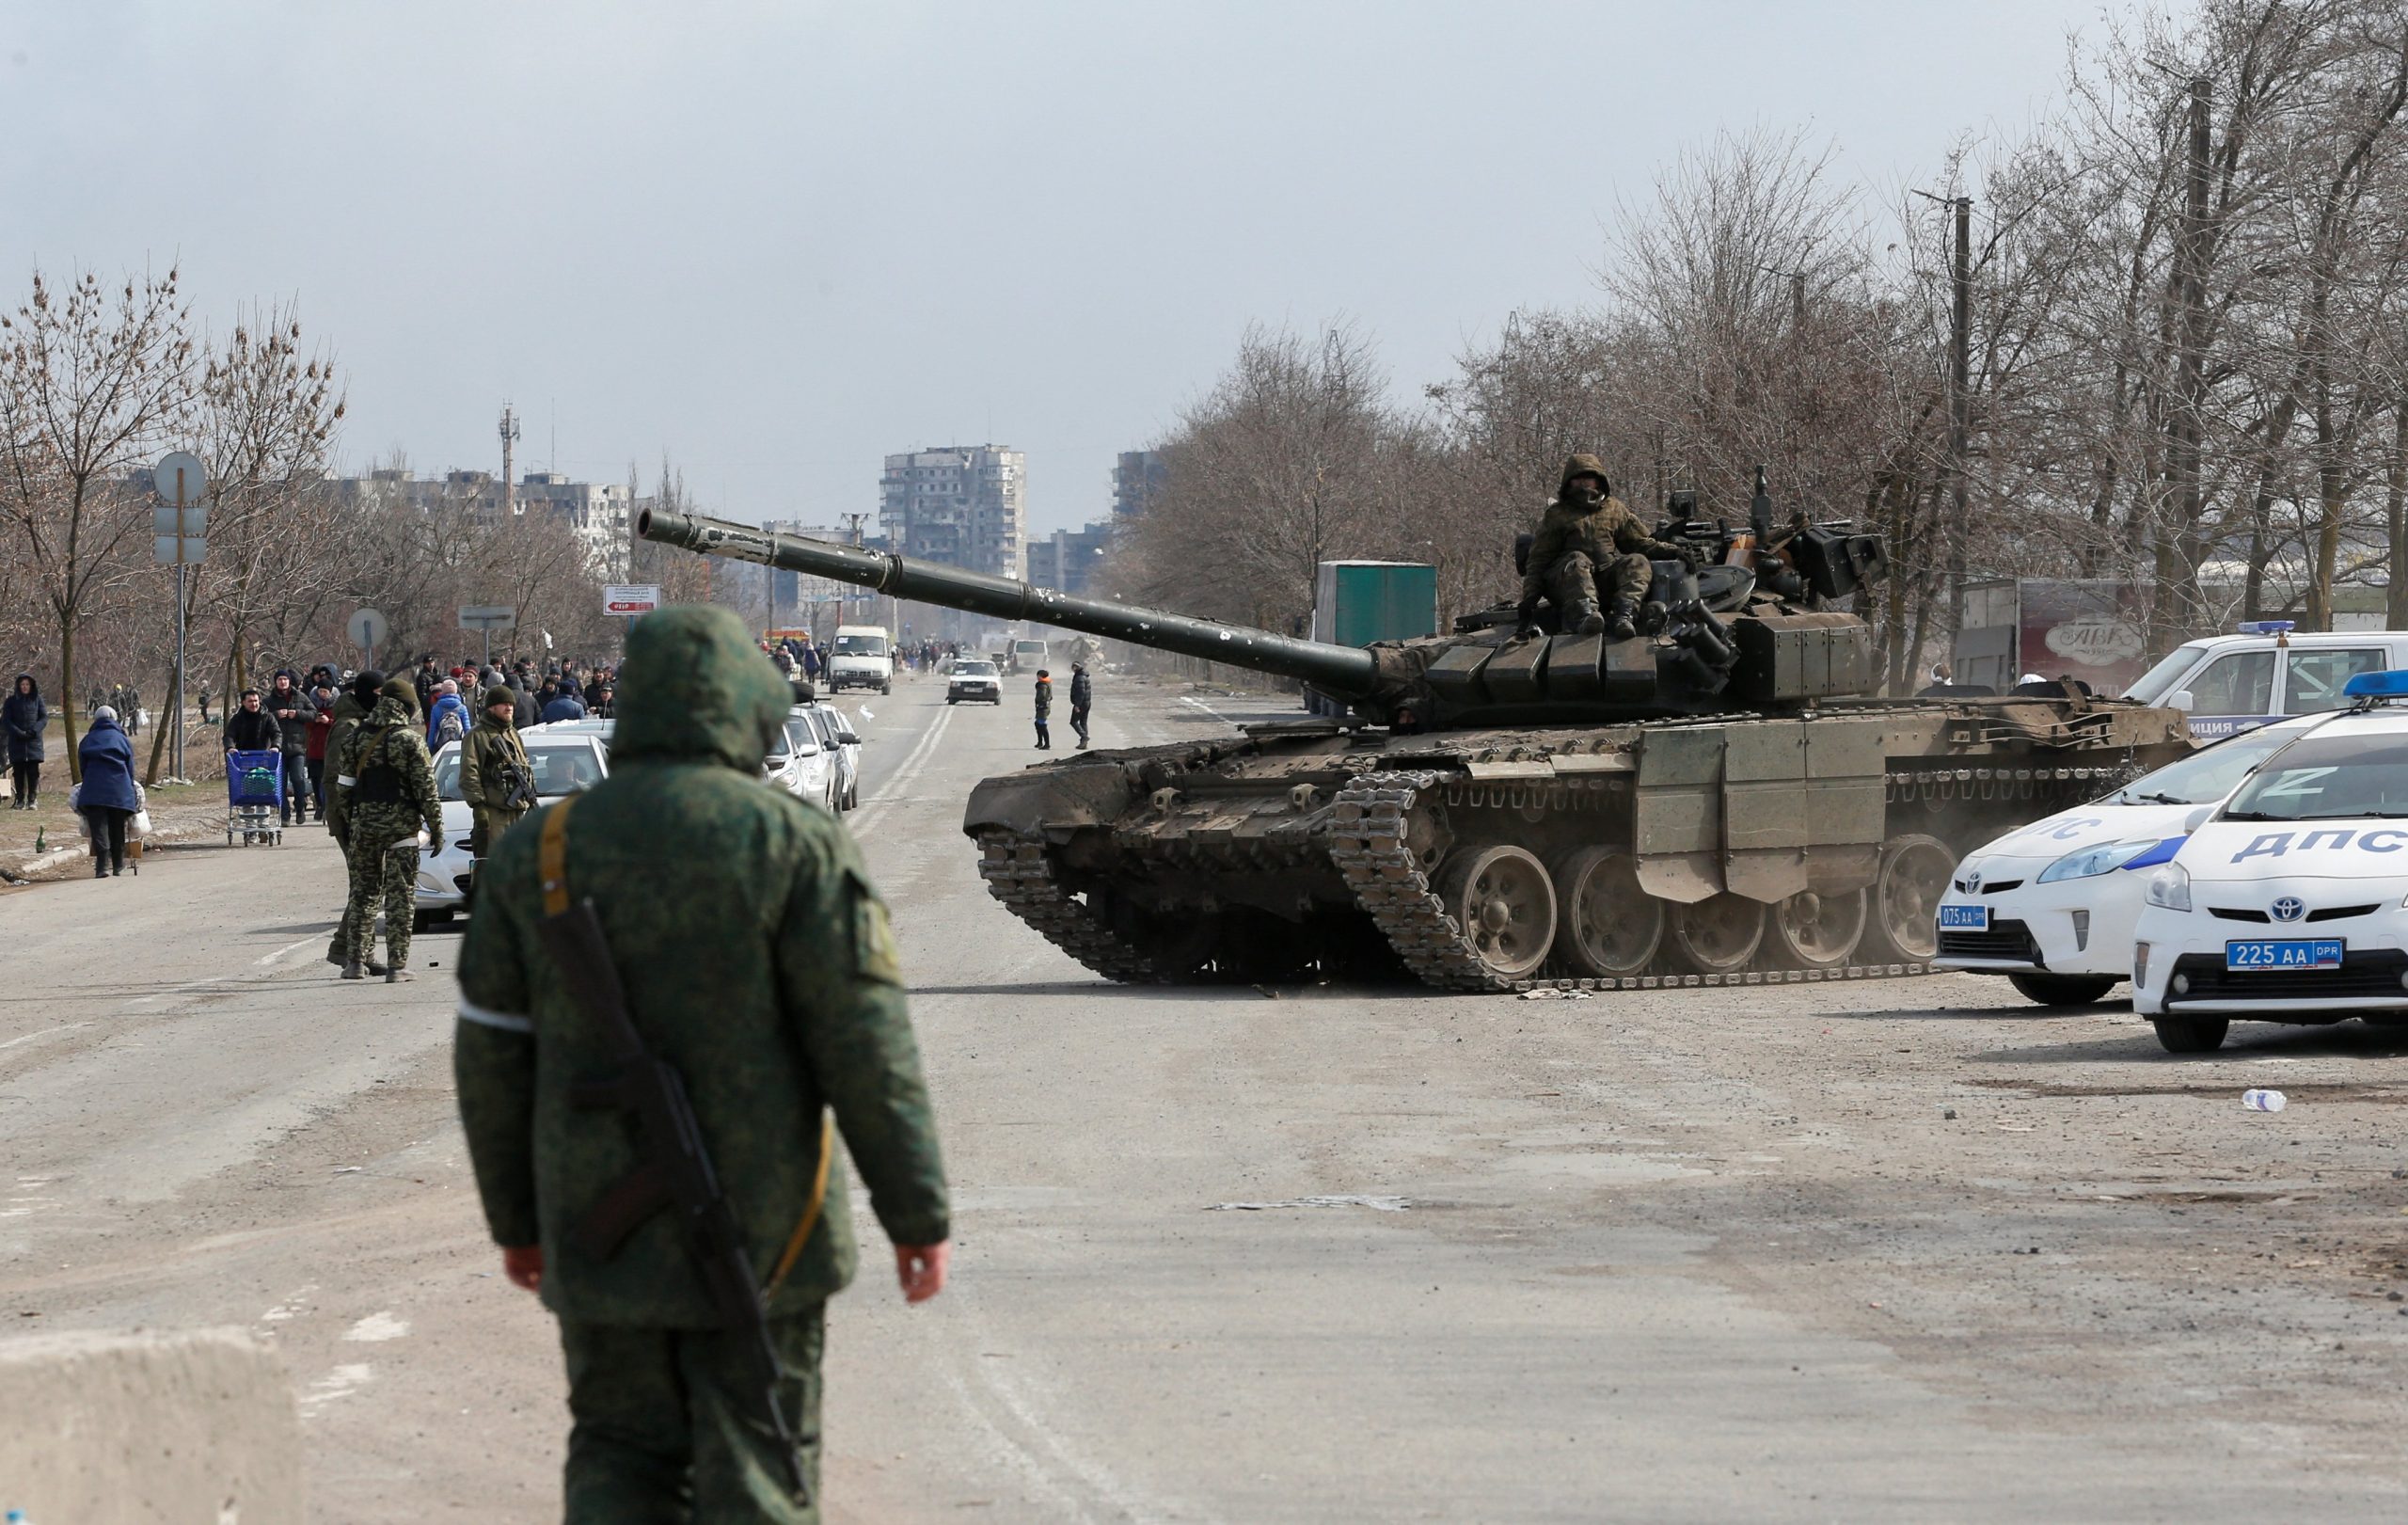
[2165, 689, 2195, 713]
[2183, 804, 2214, 833]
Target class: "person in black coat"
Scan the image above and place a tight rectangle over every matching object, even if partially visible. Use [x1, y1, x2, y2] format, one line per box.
[222, 688, 281, 754]
[1068, 661, 1093, 749]
[4, 673, 46, 808]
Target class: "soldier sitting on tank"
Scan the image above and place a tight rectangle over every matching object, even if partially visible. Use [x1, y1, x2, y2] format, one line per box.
[1515, 454, 1696, 641]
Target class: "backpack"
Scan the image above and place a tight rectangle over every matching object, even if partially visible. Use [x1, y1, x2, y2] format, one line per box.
[435, 707, 466, 748]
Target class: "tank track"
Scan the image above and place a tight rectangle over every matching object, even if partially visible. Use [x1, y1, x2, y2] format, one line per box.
[1324, 760, 2138, 994]
[974, 830, 1170, 983]
[979, 758, 2141, 993]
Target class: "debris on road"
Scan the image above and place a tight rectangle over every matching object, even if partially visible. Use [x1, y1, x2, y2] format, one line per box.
[2242, 1088, 2288, 1113]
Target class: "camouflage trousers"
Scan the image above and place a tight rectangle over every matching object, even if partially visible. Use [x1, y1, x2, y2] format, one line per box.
[559, 1306, 825, 1523]
[1545, 550, 1653, 615]
[342, 836, 420, 968]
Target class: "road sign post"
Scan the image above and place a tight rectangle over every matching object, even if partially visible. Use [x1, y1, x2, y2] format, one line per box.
[458, 606, 518, 669]
[347, 608, 389, 668]
[152, 452, 210, 782]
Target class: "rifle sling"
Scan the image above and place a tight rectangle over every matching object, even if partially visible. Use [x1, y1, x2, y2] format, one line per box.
[541, 795, 833, 1301]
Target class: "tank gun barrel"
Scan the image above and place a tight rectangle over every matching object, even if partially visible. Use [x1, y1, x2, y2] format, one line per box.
[637, 508, 1382, 696]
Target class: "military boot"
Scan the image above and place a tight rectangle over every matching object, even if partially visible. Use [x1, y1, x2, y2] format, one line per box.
[327, 949, 389, 977]
[1606, 599, 1639, 641]
[1566, 600, 1607, 637]
[341, 959, 365, 980]
[386, 961, 412, 984]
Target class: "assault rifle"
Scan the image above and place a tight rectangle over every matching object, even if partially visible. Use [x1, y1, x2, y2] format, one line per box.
[540, 898, 810, 1501]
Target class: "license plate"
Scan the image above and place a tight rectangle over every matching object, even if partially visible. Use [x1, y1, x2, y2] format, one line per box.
[1938, 904, 1989, 931]
[2224, 938, 2344, 972]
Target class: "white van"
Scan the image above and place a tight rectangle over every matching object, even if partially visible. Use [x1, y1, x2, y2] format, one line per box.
[828, 625, 894, 693]
[2121, 623, 2408, 739]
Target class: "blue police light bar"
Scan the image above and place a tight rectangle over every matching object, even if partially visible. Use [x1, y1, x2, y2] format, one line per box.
[2341, 669, 2408, 699]
[2236, 620, 2296, 634]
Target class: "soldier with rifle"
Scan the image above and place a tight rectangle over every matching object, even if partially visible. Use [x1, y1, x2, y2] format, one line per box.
[453, 604, 950, 1518]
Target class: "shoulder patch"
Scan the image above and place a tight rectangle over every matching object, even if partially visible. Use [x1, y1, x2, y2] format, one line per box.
[845, 867, 903, 985]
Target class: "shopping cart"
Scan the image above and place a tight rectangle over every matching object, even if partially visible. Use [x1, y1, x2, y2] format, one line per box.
[226, 749, 284, 846]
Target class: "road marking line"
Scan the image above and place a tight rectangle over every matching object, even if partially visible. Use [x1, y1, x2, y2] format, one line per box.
[256, 934, 317, 967]
[342, 1311, 410, 1342]
[0, 1023, 90, 1051]
[850, 701, 956, 838]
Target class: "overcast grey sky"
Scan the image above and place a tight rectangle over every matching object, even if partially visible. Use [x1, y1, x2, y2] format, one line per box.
[0, 1, 2114, 534]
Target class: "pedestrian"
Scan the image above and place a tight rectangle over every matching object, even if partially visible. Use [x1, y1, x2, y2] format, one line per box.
[1069, 660, 1093, 749]
[334, 675, 440, 983]
[452, 603, 949, 1517]
[197, 682, 213, 726]
[540, 683, 588, 724]
[413, 656, 442, 708]
[800, 641, 820, 683]
[306, 683, 337, 820]
[427, 679, 470, 752]
[458, 686, 532, 859]
[593, 682, 614, 719]
[323, 671, 387, 977]
[5, 673, 47, 809]
[267, 668, 315, 824]
[74, 706, 139, 879]
[1032, 668, 1054, 750]
[222, 687, 280, 755]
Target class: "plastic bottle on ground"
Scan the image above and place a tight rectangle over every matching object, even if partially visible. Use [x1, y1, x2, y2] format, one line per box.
[2242, 1088, 2287, 1113]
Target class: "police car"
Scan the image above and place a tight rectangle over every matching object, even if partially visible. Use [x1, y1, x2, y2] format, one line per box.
[2132, 670, 2408, 1053]
[1934, 714, 2321, 1005]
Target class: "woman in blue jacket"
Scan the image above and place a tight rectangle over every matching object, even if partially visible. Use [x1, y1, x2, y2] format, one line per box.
[75, 706, 140, 878]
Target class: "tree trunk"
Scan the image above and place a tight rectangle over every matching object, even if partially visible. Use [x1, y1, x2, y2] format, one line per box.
[56, 617, 80, 785]
[2386, 404, 2408, 630]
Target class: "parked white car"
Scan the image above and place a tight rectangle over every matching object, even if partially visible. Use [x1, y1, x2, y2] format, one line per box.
[1935, 714, 2322, 1004]
[2133, 672, 2408, 1052]
[812, 701, 862, 809]
[767, 708, 839, 812]
[414, 725, 612, 929]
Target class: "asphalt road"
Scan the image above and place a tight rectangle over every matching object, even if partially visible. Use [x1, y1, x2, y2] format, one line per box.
[3, 673, 2405, 1521]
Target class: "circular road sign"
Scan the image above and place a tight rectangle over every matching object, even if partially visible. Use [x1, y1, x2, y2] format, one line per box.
[347, 607, 389, 653]
[152, 451, 210, 506]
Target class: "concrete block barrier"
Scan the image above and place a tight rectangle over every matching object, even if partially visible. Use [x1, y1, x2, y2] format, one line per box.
[0, 1328, 300, 1523]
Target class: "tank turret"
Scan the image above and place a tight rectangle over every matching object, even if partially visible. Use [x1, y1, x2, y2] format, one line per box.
[638, 506, 1888, 727]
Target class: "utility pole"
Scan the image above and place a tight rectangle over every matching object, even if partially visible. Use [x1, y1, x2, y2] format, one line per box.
[499, 405, 519, 516]
[1914, 190, 1974, 641]
[2174, 75, 2210, 629]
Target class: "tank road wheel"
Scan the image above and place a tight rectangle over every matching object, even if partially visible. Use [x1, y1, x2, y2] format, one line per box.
[1766, 887, 1868, 970]
[1863, 834, 1956, 963]
[1437, 845, 1557, 980]
[1552, 847, 1661, 978]
[1665, 893, 1765, 976]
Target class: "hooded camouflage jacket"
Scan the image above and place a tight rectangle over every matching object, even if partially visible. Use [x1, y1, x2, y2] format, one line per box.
[321, 691, 370, 840]
[1519, 453, 1686, 604]
[452, 603, 949, 1325]
[337, 680, 441, 850]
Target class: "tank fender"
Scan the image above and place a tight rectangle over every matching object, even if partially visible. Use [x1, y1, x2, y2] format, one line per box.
[962, 761, 1136, 843]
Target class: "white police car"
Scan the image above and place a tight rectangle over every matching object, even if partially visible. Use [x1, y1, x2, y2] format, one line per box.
[1935, 714, 2321, 1005]
[2132, 670, 2408, 1052]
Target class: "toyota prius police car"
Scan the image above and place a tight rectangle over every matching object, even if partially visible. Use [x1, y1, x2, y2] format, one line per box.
[2132, 669, 2408, 1053]
[1935, 714, 2321, 1007]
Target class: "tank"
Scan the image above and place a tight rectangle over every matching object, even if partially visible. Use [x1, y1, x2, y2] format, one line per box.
[638, 499, 2194, 993]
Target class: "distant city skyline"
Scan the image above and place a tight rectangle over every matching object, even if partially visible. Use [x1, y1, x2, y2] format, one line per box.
[1, 2, 2118, 536]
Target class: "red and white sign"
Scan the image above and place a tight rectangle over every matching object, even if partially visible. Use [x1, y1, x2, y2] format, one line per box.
[604, 584, 662, 617]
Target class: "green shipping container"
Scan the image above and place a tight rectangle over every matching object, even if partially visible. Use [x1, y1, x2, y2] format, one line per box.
[1312, 561, 1438, 647]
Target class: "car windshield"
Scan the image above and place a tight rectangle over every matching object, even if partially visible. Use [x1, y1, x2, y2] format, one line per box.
[956, 661, 996, 676]
[2102, 722, 2307, 805]
[2121, 645, 2205, 705]
[434, 742, 601, 801]
[833, 633, 887, 656]
[2221, 734, 2408, 821]
[783, 718, 821, 755]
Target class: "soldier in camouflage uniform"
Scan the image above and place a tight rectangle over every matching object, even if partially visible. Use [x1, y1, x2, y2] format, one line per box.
[322, 672, 386, 976]
[452, 604, 950, 1521]
[336, 675, 441, 983]
[457, 685, 532, 858]
[1516, 453, 1695, 640]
